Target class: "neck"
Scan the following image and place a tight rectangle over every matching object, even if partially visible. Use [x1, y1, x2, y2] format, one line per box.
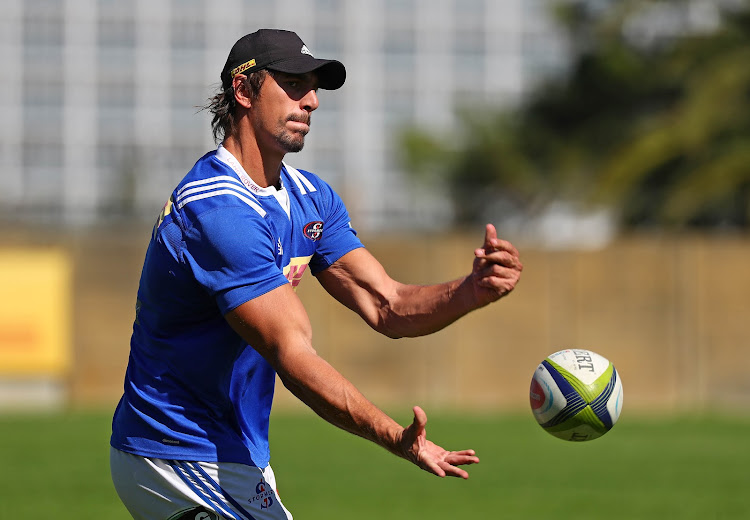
[222, 133, 284, 188]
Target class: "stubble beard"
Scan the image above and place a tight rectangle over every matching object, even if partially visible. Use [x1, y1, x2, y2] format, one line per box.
[276, 114, 310, 153]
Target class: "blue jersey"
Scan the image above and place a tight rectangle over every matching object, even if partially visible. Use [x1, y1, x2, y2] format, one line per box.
[110, 146, 363, 467]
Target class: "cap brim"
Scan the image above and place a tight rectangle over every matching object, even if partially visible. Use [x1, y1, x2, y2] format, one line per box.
[267, 57, 346, 90]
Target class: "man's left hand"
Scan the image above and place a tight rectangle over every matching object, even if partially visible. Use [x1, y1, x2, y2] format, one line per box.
[471, 223, 523, 306]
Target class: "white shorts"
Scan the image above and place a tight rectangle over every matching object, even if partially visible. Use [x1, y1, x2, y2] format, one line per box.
[110, 447, 293, 520]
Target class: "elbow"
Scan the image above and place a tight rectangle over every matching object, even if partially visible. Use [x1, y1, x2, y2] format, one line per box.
[379, 327, 405, 340]
[359, 287, 410, 339]
[370, 306, 407, 340]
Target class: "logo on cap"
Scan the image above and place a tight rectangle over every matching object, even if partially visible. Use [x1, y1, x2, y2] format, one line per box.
[231, 59, 256, 78]
[300, 45, 313, 57]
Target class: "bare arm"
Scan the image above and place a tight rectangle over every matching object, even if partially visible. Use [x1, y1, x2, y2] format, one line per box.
[316, 224, 523, 339]
[225, 283, 479, 478]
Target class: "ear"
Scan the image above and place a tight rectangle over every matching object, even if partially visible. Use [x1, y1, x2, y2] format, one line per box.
[232, 75, 253, 109]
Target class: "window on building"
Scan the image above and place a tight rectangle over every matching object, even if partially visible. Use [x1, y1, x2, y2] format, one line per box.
[22, 140, 64, 209]
[98, 0, 136, 49]
[171, 0, 206, 50]
[23, 0, 64, 47]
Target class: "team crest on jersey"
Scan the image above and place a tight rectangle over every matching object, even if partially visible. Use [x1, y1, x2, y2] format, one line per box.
[250, 479, 275, 510]
[303, 221, 324, 241]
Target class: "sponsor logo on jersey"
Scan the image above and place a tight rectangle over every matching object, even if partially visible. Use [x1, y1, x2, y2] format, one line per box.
[303, 221, 324, 241]
[241, 177, 262, 193]
[249, 479, 275, 510]
[152, 195, 174, 237]
[283, 255, 312, 290]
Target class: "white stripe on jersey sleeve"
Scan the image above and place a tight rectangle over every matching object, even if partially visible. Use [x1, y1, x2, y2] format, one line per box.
[175, 175, 266, 217]
[284, 163, 317, 194]
[176, 175, 244, 199]
[176, 187, 266, 217]
[177, 182, 257, 205]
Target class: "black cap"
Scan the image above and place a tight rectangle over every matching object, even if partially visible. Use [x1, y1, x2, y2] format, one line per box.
[221, 29, 346, 90]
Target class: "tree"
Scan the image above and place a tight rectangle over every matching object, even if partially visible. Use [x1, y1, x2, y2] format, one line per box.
[399, 0, 750, 230]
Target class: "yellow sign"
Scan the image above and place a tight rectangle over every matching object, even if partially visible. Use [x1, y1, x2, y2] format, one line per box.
[0, 249, 71, 376]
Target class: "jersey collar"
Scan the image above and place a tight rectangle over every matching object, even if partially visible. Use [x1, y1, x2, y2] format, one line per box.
[215, 145, 286, 196]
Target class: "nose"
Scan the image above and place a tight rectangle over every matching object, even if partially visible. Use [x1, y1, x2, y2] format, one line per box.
[301, 89, 319, 113]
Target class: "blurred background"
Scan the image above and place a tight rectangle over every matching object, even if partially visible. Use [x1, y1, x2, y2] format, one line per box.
[3, 0, 748, 412]
[2, 0, 749, 518]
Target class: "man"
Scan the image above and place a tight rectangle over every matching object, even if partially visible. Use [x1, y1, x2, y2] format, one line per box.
[110, 29, 522, 520]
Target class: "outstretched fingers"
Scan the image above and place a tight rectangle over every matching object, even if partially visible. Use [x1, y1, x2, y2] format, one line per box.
[438, 462, 469, 479]
[445, 449, 480, 466]
[402, 406, 480, 479]
[442, 449, 480, 479]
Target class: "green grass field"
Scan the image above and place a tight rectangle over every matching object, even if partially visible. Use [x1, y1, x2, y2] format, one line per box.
[0, 409, 748, 519]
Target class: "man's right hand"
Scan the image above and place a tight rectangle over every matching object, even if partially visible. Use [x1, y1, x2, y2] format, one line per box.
[399, 406, 480, 479]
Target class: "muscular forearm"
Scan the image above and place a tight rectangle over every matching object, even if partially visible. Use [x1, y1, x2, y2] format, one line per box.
[226, 282, 482, 479]
[226, 286, 408, 460]
[319, 240, 522, 341]
[376, 275, 480, 339]
[275, 345, 405, 457]
[275, 345, 480, 480]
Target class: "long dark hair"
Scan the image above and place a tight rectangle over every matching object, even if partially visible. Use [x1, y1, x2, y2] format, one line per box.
[202, 69, 269, 143]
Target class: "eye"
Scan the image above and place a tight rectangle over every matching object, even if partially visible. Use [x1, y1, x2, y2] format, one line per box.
[281, 76, 302, 88]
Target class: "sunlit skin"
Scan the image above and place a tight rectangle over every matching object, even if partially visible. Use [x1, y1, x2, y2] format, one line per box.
[223, 71, 319, 188]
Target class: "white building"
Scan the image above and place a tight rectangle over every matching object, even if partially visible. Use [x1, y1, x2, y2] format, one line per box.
[0, 0, 565, 231]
